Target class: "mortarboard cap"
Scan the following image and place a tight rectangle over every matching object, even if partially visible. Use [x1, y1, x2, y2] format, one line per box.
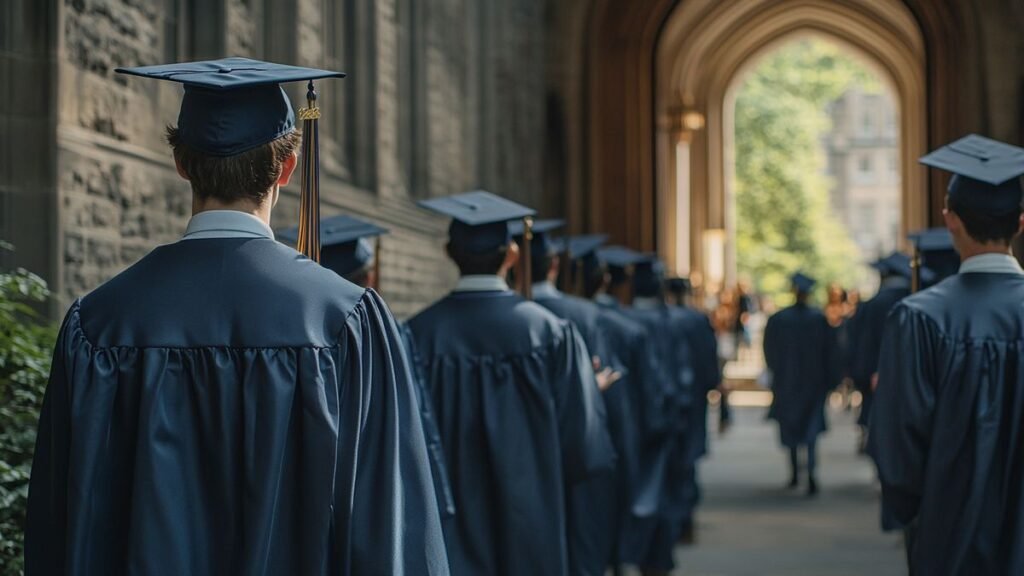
[597, 246, 647, 268]
[116, 57, 345, 156]
[919, 134, 1024, 215]
[511, 219, 565, 260]
[419, 191, 535, 254]
[908, 228, 955, 252]
[791, 272, 817, 294]
[871, 251, 934, 284]
[556, 234, 609, 260]
[870, 252, 910, 277]
[278, 214, 387, 279]
[598, 246, 647, 286]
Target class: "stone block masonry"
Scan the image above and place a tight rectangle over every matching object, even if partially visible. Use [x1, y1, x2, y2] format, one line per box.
[36, 0, 554, 319]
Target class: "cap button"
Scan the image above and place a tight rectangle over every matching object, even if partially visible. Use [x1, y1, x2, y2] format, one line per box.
[217, 67, 233, 73]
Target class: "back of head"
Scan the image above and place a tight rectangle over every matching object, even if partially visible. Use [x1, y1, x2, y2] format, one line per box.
[633, 261, 665, 299]
[167, 127, 302, 207]
[447, 241, 509, 276]
[947, 178, 1023, 246]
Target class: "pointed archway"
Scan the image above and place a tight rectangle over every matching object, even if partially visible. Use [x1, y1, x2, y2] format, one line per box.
[553, 0, 979, 279]
[655, 0, 927, 286]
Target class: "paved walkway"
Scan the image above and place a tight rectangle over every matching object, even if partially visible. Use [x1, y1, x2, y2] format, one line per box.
[667, 402, 906, 576]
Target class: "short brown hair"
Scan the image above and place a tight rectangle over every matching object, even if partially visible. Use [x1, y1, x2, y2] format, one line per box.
[166, 127, 302, 204]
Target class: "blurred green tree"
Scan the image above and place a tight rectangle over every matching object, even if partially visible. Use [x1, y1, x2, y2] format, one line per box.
[734, 37, 881, 305]
[0, 242, 56, 575]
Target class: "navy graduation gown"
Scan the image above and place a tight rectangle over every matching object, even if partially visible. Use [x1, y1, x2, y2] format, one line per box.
[593, 299, 674, 566]
[619, 302, 695, 571]
[669, 305, 721, 526]
[848, 281, 910, 426]
[408, 289, 615, 576]
[26, 238, 448, 576]
[670, 305, 721, 464]
[535, 288, 625, 575]
[763, 303, 840, 448]
[400, 323, 456, 518]
[870, 273, 1024, 575]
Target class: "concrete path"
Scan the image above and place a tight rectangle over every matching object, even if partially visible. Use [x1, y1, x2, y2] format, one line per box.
[667, 402, 906, 576]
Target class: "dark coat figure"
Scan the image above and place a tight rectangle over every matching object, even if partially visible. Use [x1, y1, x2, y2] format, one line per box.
[534, 285, 622, 576]
[763, 281, 840, 493]
[848, 278, 910, 428]
[594, 295, 675, 569]
[620, 299, 694, 572]
[669, 305, 721, 525]
[400, 323, 457, 519]
[408, 290, 614, 576]
[870, 273, 1024, 575]
[26, 238, 448, 576]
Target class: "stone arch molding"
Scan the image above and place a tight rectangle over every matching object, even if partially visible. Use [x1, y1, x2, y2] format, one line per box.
[653, 0, 927, 285]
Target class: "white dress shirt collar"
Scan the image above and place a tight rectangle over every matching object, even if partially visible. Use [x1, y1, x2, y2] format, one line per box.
[182, 210, 275, 241]
[531, 281, 561, 299]
[633, 296, 663, 310]
[959, 253, 1024, 275]
[453, 275, 511, 293]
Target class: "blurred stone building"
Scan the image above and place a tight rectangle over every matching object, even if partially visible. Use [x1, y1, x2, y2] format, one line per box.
[825, 87, 901, 259]
[3, 0, 1024, 317]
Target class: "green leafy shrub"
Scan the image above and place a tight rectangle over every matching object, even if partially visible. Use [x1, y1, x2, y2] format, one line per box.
[0, 243, 57, 575]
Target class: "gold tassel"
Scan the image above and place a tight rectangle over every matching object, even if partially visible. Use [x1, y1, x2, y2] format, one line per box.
[911, 247, 921, 293]
[297, 80, 322, 262]
[521, 217, 534, 300]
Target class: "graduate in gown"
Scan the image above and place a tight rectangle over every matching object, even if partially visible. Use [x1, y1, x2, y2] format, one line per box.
[620, 257, 696, 575]
[763, 272, 840, 496]
[26, 59, 448, 576]
[279, 215, 455, 518]
[578, 244, 671, 570]
[870, 135, 1024, 575]
[408, 192, 615, 576]
[665, 276, 721, 540]
[847, 253, 913, 452]
[515, 225, 631, 576]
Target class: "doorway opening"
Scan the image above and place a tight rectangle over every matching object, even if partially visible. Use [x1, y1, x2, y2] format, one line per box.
[721, 35, 901, 382]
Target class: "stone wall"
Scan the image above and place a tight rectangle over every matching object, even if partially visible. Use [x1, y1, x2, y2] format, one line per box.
[49, 0, 552, 319]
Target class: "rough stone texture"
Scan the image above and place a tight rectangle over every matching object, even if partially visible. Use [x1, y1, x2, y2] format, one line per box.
[19, 0, 1022, 318]
[44, 0, 549, 318]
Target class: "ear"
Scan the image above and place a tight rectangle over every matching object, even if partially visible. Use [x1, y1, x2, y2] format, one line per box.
[174, 158, 189, 181]
[942, 208, 960, 234]
[502, 241, 521, 274]
[277, 152, 299, 187]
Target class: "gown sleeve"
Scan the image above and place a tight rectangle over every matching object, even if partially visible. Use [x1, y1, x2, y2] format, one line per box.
[868, 303, 938, 529]
[398, 322, 456, 518]
[552, 323, 616, 485]
[335, 290, 450, 576]
[25, 304, 78, 575]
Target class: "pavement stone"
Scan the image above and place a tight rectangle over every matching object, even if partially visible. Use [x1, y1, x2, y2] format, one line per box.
[640, 404, 907, 576]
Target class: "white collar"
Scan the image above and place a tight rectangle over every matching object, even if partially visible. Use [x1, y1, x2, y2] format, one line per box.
[633, 296, 663, 310]
[182, 210, 275, 241]
[959, 253, 1024, 276]
[532, 281, 561, 299]
[453, 275, 510, 293]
